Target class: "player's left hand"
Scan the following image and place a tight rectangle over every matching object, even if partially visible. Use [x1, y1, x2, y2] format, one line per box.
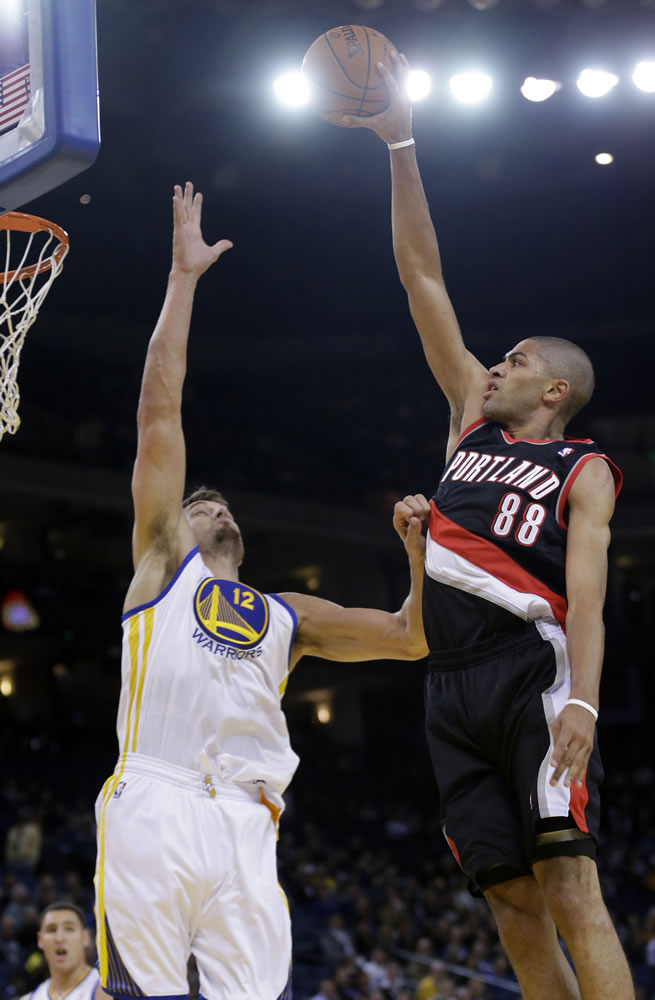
[172, 181, 233, 278]
[393, 493, 431, 560]
[341, 51, 413, 146]
[549, 703, 597, 788]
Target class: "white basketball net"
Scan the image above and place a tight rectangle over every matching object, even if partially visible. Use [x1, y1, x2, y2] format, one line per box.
[0, 214, 68, 440]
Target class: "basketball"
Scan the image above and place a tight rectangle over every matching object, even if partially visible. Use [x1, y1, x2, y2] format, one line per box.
[302, 25, 395, 125]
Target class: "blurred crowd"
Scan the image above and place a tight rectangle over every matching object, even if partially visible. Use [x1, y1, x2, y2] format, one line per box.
[7, 346, 655, 510]
[1, 721, 654, 1000]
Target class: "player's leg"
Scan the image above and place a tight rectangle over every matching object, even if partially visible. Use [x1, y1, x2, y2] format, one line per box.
[94, 769, 193, 1000]
[510, 623, 633, 998]
[533, 855, 634, 1000]
[484, 874, 580, 1000]
[425, 635, 584, 1000]
[193, 793, 291, 1000]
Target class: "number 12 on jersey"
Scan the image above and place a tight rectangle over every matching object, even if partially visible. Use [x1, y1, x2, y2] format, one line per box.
[491, 492, 546, 547]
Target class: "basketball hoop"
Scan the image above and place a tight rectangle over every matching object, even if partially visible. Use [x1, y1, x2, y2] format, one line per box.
[0, 211, 69, 440]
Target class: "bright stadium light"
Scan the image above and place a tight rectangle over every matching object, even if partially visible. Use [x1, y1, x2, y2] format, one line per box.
[520, 77, 560, 102]
[406, 69, 432, 102]
[576, 69, 619, 98]
[449, 71, 493, 104]
[273, 71, 310, 107]
[595, 152, 614, 165]
[632, 60, 655, 93]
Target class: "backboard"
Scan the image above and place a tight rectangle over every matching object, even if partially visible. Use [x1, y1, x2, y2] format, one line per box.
[0, 0, 100, 212]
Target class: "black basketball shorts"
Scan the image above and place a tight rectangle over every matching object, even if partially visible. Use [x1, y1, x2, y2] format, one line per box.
[424, 620, 603, 894]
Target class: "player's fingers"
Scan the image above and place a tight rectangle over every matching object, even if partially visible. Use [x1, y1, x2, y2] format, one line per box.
[393, 500, 413, 521]
[211, 239, 233, 258]
[414, 493, 431, 516]
[564, 749, 589, 788]
[172, 186, 183, 219]
[341, 114, 368, 128]
[551, 736, 583, 786]
[402, 494, 424, 515]
[376, 61, 402, 99]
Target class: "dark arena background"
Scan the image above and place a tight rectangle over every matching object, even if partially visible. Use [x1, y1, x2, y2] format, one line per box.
[1, 1, 654, 998]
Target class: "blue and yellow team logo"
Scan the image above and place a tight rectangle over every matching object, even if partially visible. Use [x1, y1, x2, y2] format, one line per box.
[193, 578, 269, 649]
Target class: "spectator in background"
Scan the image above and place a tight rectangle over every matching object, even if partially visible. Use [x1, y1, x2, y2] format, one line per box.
[0, 914, 22, 972]
[321, 914, 356, 966]
[309, 978, 337, 1000]
[406, 936, 435, 981]
[416, 960, 448, 1000]
[5, 811, 42, 873]
[19, 902, 101, 1000]
[361, 947, 389, 991]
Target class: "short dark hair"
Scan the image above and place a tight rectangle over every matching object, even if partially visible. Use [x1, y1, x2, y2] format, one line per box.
[39, 902, 86, 930]
[182, 486, 229, 509]
[531, 336, 595, 422]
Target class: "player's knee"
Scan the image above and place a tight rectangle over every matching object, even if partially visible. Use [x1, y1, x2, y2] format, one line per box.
[485, 875, 551, 945]
[534, 856, 607, 935]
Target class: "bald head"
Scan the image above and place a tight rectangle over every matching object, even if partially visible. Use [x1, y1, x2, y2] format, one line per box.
[531, 336, 595, 422]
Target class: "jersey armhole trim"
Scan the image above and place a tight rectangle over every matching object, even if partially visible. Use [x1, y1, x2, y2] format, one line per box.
[269, 593, 299, 670]
[121, 547, 199, 622]
[454, 417, 487, 449]
[556, 455, 623, 529]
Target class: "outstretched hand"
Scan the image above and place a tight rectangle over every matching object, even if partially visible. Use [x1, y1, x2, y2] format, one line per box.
[172, 182, 233, 278]
[342, 51, 413, 145]
[393, 493, 431, 561]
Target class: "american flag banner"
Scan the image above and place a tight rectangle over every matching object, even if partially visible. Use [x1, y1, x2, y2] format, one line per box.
[0, 63, 31, 135]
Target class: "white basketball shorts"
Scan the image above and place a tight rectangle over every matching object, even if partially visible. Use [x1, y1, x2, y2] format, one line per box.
[94, 753, 292, 1000]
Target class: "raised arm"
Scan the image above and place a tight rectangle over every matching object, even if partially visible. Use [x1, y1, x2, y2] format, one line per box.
[126, 183, 232, 609]
[549, 459, 615, 789]
[283, 494, 429, 668]
[344, 54, 488, 434]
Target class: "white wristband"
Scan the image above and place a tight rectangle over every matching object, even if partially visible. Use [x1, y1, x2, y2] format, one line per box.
[387, 138, 415, 150]
[565, 698, 598, 721]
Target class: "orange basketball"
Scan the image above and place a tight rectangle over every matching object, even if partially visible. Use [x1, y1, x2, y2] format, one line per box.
[302, 25, 395, 125]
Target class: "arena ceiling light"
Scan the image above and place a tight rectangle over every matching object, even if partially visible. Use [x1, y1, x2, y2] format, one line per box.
[520, 77, 560, 102]
[632, 60, 655, 93]
[273, 71, 310, 107]
[406, 69, 432, 102]
[576, 69, 619, 98]
[449, 71, 493, 104]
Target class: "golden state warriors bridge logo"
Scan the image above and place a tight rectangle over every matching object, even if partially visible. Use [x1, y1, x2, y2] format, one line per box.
[193, 578, 269, 650]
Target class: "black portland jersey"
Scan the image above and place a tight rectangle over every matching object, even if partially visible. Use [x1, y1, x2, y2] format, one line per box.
[424, 419, 622, 652]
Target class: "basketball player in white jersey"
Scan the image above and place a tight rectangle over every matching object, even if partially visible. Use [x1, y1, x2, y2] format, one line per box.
[94, 182, 429, 1000]
[22, 903, 101, 1000]
[340, 54, 633, 1000]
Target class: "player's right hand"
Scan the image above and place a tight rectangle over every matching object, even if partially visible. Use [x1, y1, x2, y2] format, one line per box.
[341, 52, 413, 147]
[393, 493, 431, 560]
[172, 181, 233, 278]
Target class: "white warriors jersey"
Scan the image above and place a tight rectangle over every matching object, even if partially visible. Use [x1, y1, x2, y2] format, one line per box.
[118, 547, 299, 810]
[29, 969, 99, 1000]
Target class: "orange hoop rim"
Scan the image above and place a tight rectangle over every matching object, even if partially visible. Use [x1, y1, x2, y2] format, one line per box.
[0, 211, 69, 283]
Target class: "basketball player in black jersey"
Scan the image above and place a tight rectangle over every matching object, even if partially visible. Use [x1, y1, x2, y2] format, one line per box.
[341, 54, 634, 1000]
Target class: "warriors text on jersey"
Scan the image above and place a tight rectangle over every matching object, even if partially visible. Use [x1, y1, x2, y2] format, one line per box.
[115, 547, 299, 812]
[424, 419, 622, 652]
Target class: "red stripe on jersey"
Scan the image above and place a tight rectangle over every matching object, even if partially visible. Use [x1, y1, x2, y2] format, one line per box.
[556, 454, 624, 529]
[429, 502, 568, 626]
[445, 832, 463, 869]
[454, 418, 487, 449]
[569, 774, 590, 833]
